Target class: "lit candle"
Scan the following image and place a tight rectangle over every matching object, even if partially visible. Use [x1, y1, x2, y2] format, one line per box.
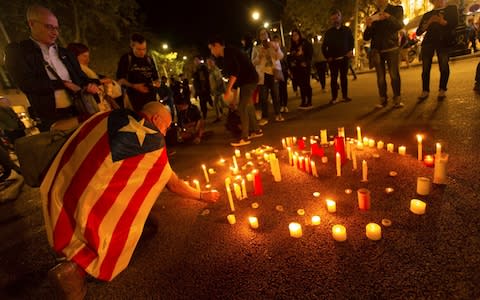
[311, 215, 321, 225]
[201, 164, 210, 183]
[387, 143, 394, 152]
[298, 138, 305, 150]
[208, 168, 216, 175]
[377, 141, 384, 149]
[298, 156, 305, 171]
[311, 160, 318, 177]
[338, 127, 345, 138]
[362, 160, 368, 181]
[219, 158, 226, 165]
[233, 183, 242, 200]
[227, 214, 236, 225]
[281, 138, 286, 149]
[304, 156, 311, 174]
[292, 153, 298, 168]
[193, 179, 201, 192]
[225, 178, 235, 212]
[410, 199, 426, 215]
[253, 170, 263, 196]
[417, 135, 423, 161]
[433, 154, 449, 185]
[245, 152, 252, 160]
[424, 155, 435, 167]
[357, 188, 371, 210]
[235, 149, 241, 158]
[356, 141, 364, 150]
[347, 140, 352, 160]
[321, 156, 328, 164]
[332, 224, 347, 242]
[417, 177, 431, 195]
[289, 222, 303, 238]
[365, 223, 382, 241]
[436, 143, 442, 157]
[287, 147, 293, 165]
[246, 173, 254, 181]
[398, 146, 406, 155]
[363, 137, 369, 146]
[249, 216, 259, 229]
[232, 156, 239, 170]
[356, 126, 362, 142]
[352, 149, 357, 170]
[336, 152, 341, 176]
[368, 139, 375, 148]
[320, 129, 328, 145]
[326, 199, 336, 213]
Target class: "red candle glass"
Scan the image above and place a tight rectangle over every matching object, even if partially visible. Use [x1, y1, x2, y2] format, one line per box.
[310, 142, 325, 157]
[334, 136, 347, 165]
[253, 171, 263, 196]
[424, 155, 435, 167]
[298, 138, 305, 150]
[357, 188, 371, 210]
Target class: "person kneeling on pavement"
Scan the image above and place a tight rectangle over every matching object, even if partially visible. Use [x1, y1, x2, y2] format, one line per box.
[176, 97, 208, 144]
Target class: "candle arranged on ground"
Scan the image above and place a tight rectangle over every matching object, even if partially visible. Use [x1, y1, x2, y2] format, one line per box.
[225, 178, 235, 212]
[357, 188, 371, 210]
[368, 139, 375, 148]
[245, 152, 252, 160]
[326, 199, 336, 213]
[363, 137, 369, 146]
[232, 155, 238, 170]
[311, 161, 318, 177]
[362, 160, 368, 181]
[417, 134, 423, 161]
[417, 177, 431, 195]
[398, 146, 406, 155]
[282, 138, 286, 149]
[365, 223, 382, 240]
[352, 149, 357, 170]
[357, 126, 362, 142]
[298, 138, 305, 150]
[332, 225, 347, 242]
[377, 140, 384, 149]
[347, 140, 352, 160]
[249, 216, 259, 229]
[320, 129, 328, 145]
[288, 222, 303, 238]
[233, 183, 242, 200]
[338, 127, 345, 138]
[410, 199, 426, 215]
[356, 141, 364, 150]
[311, 215, 321, 225]
[321, 156, 328, 163]
[436, 142, 442, 157]
[253, 170, 264, 196]
[193, 179, 201, 192]
[387, 143, 394, 152]
[287, 147, 293, 165]
[235, 149, 241, 158]
[433, 153, 449, 185]
[201, 164, 210, 183]
[336, 152, 341, 176]
[424, 155, 435, 167]
[227, 214, 236, 225]
[219, 158, 226, 165]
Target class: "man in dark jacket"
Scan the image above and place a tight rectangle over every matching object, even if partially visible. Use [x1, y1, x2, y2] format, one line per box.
[363, 0, 404, 108]
[5, 4, 99, 131]
[192, 56, 213, 120]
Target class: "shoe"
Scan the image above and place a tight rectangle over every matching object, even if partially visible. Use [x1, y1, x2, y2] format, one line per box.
[375, 101, 387, 108]
[329, 99, 339, 105]
[275, 115, 285, 122]
[393, 102, 405, 108]
[303, 104, 313, 109]
[342, 97, 352, 102]
[280, 107, 284, 113]
[298, 104, 307, 109]
[248, 130, 264, 139]
[230, 138, 251, 146]
[283, 106, 289, 112]
[258, 119, 269, 126]
[48, 261, 87, 300]
[418, 91, 429, 100]
[438, 89, 446, 99]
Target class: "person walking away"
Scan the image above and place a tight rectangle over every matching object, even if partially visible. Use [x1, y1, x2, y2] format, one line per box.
[289, 28, 313, 109]
[363, 0, 405, 108]
[192, 56, 214, 120]
[416, 0, 458, 101]
[273, 34, 289, 113]
[322, 9, 354, 104]
[312, 37, 328, 93]
[206, 57, 226, 123]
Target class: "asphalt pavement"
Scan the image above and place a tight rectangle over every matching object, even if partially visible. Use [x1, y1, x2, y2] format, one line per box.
[1, 55, 479, 299]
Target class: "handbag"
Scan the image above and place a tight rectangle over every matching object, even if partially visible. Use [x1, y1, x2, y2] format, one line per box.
[273, 68, 285, 82]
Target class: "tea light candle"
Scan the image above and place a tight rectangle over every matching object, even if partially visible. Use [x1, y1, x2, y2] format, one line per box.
[208, 168, 216, 174]
[201, 164, 210, 183]
[387, 143, 394, 152]
[424, 155, 435, 167]
[289, 222, 303, 238]
[321, 156, 328, 163]
[356, 141, 364, 150]
[193, 179, 201, 192]
[368, 139, 375, 148]
[326, 199, 336, 213]
[436, 143, 442, 157]
[245, 152, 252, 160]
[313, 191, 321, 197]
[362, 160, 368, 181]
[365, 223, 382, 240]
[332, 224, 347, 242]
[410, 199, 426, 215]
[377, 141, 384, 149]
[357, 188, 371, 210]
[336, 152, 341, 176]
[398, 146, 406, 155]
[433, 154, 449, 185]
[417, 135, 423, 161]
[235, 149, 241, 157]
[417, 177, 431, 195]
[320, 129, 328, 145]
[227, 214, 236, 224]
[311, 215, 321, 225]
[356, 126, 362, 142]
[249, 216, 259, 229]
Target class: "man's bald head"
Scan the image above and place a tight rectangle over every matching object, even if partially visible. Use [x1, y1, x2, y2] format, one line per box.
[142, 102, 172, 135]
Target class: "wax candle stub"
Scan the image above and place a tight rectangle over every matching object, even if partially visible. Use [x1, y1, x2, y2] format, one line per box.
[332, 225, 347, 242]
[410, 199, 426, 215]
[289, 222, 303, 238]
[249, 216, 259, 229]
[227, 214, 236, 224]
[416, 177, 431, 195]
[326, 199, 336, 213]
[398, 146, 406, 155]
[311, 215, 321, 225]
[366, 223, 382, 240]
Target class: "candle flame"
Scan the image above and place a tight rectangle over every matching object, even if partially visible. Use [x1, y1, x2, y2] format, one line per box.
[416, 134, 423, 142]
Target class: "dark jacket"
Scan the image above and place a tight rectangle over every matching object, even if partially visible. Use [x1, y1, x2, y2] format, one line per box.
[289, 39, 313, 68]
[322, 26, 354, 59]
[5, 39, 90, 121]
[218, 47, 258, 88]
[363, 4, 404, 52]
[416, 5, 458, 48]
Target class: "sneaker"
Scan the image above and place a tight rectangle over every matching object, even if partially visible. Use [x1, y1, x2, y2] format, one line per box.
[418, 91, 429, 100]
[275, 115, 285, 122]
[303, 104, 313, 109]
[298, 104, 307, 109]
[283, 106, 289, 112]
[329, 99, 339, 105]
[230, 138, 251, 146]
[48, 261, 87, 300]
[438, 89, 446, 99]
[258, 119, 269, 126]
[375, 101, 387, 109]
[280, 107, 285, 113]
[342, 97, 352, 102]
[248, 130, 264, 139]
[393, 102, 405, 108]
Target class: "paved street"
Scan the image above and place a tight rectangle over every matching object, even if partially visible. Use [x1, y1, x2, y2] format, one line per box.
[1, 56, 480, 299]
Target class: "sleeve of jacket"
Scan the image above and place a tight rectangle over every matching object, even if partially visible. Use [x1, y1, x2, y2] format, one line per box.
[321, 32, 329, 58]
[445, 5, 459, 30]
[363, 26, 373, 41]
[416, 14, 429, 36]
[304, 41, 313, 63]
[62, 49, 92, 88]
[251, 46, 260, 66]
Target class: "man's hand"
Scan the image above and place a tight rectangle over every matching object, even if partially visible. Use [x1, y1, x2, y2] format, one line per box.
[132, 83, 149, 93]
[199, 190, 220, 203]
[64, 81, 81, 93]
[85, 83, 100, 94]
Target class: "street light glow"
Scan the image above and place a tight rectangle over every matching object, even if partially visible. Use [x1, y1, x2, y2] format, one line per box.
[162, 43, 168, 50]
[252, 11, 260, 21]
[263, 22, 270, 28]
[183, 56, 187, 60]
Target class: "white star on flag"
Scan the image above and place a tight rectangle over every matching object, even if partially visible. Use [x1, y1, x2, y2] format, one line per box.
[119, 116, 158, 146]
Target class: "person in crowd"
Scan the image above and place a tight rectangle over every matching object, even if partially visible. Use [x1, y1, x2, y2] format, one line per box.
[158, 76, 175, 119]
[178, 73, 191, 103]
[467, 18, 478, 53]
[175, 95, 206, 144]
[42, 102, 219, 299]
[398, 30, 411, 68]
[241, 33, 254, 59]
[272, 34, 289, 113]
[192, 56, 213, 120]
[208, 36, 262, 147]
[116, 33, 160, 112]
[251, 28, 284, 123]
[312, 37, 327, 93]
[322, 9, 354, 104]
[4, 5, 100, 131]
[363, 0, 404, 108]
[289, 28, 313, 109]
[416, 0, 458, 101]
[206, 57, 226, 123]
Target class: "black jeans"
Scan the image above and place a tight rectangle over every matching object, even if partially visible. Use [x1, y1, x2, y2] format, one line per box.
[328, 57, 349, 100]
[373, 49, 401, 100]
[198, 93, 213, 119]
[421, 45, 450, 92]
[292, 66, 312, 106]
[314, 61, 327, 89]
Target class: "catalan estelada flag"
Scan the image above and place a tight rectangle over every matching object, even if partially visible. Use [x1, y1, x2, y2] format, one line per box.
[40, 109, 172, 281]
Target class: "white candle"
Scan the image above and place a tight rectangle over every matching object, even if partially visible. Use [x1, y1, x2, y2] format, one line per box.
[336, 152, 341, 176]
[387, 143, 394, 152]
[246, 173, 254, 181]
[292, 154, 298, 168]
[281, 138, 286, 149]
[417, 135, 423, 161]
[287, 147, 293, 165]
[249, 216, 259, 229]
[332, 224, 347, 242]
[208, 168, 216, 175]
[338, 127, 345, 138]
[225, 178, 235, 212]
[201, 164, 210, 183]
[311, 161, 318, 177]
[356, 141, 364, 150]
[320, 129, 328, 145]
[233, 183, 242, 200]
[352, 149, 357, 170]
[368, 139, 375, 148]
[398, 146, 406, 155]
[365, 223, 382, 241]
[417, 177, 431, 195]
[321, 156, 328, 163]
[311, 215, 321, 225]
[326, 199, 336, 213]
[363, 137, 369, 146]
[433, 154, 449, 185]
[347, 140, 352, 160]
[436, 143, 442, 157]
[235, 149, 241, 158]
[245, 152, 252, 160]
[232, 155, 238, 170]
[227, 214, 236, 224]
[362, 160, 368, 181]
[410, 199, 426, 215]
[193, 179, 201, 192]
[240, 179, 248, 199]
[356, 126, 362, 142]
[377, 141, 384, 149]
[289, 222, 303, 238]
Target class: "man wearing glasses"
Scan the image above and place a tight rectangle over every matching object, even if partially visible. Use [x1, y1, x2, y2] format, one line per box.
[5, 4, 99, 131]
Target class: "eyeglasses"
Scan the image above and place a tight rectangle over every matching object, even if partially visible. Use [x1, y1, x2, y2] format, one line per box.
[33, 20, 61, 33]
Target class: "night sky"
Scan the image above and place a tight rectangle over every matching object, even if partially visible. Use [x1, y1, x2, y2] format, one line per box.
[137, 0, 284, 49]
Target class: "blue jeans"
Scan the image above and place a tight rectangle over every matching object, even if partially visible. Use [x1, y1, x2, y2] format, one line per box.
[373, 49, 401, 100]
[238, 83, 259, 139]
[421, 45, 450, 92]
[258, 73, 281, 117]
